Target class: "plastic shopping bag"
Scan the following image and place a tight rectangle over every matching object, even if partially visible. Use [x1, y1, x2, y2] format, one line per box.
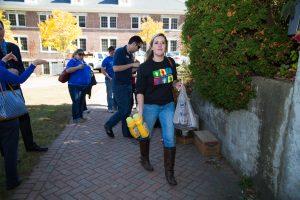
[173, 85, 198, 130]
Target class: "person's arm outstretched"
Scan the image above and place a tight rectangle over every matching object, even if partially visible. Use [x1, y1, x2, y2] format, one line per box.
[0, 53, 47, 85]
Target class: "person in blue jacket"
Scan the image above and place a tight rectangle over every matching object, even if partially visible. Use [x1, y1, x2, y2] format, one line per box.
[0, 52, 47, 190]
[66, 49, 92, 123]
[0, 20, 48, 152]
[101, 46, 116, 113]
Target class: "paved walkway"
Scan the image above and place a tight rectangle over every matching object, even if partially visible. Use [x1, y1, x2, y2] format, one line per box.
[11, 107, 241, 200]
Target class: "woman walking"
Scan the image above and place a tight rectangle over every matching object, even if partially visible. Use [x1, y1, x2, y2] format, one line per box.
[136, 33, 181, 185]
[66, 49, 92, 123]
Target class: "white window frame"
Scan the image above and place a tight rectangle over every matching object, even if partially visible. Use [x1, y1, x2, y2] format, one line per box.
[42, 62, 51, 75]
[168, 38, 178, 52]
[100, 37, 117, 52]
[14, 35, 28, 52]
[131, 16, 140, 29]
[75, 37, 87, 51]
[171, 18, 178, 30]
[161, 16, 179, 30]
[7, 12, 26, 27]
[39, 38, 57, 53]
[99, 14, 118, 29]
[130, 15, 149, 30]
[74, 14, 87, 28]
[38, 12, 51, 23]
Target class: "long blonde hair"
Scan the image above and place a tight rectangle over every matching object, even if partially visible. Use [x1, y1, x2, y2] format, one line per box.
[145, 33, 168, 62]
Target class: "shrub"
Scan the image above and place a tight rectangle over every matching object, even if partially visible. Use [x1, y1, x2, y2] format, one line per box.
[182, 0, 298, 111]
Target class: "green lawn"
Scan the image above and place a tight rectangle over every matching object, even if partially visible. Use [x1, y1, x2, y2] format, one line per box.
[0, 104, 71, 199]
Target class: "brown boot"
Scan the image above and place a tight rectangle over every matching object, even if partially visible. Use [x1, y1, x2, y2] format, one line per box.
[164, 147, 177, 185]
[139, 140, 154, 171]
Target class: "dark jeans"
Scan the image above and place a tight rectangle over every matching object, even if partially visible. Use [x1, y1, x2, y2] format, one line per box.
[19, 113, 35, 150]
[105, 83, 133, 137]
[105, 77, 117, 110]
[0, 119, 20, 188]
[68, 85, 88, 120]
[83, 97, 87, 111]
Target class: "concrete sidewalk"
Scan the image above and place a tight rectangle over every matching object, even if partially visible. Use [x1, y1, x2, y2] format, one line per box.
[11, 107, 241, 200]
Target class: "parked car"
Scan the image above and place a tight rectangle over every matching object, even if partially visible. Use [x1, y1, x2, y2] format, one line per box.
[134, 50, 146, 63]
[166, 51, 190, 65]
[85, 52, 107, 72]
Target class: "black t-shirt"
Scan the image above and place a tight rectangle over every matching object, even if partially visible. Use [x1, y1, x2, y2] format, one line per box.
[136, 57, 177, 105]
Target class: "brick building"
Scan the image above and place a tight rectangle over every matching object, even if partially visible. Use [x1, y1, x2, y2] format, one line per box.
[0, 0, 186, 75]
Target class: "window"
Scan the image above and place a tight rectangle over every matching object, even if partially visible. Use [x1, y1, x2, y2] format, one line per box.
[131, 16, 147, 29]
[101, 16, 108, 28]
[162, 17, 178, 30]
[162, 18, 169, 29]
[101, 39, 108, 52]
[78, 16, 86, 28]
[43, 63, 50, 75]
[110, 17, 116, 28]
[131, 17, 139, 29]
[171, 18, 178, 29]
[39, 13, 51, 23]
[41, 44, 48, 52]
[100, 16, 117, 28]
[39, 15, 47, 23]
[20, 37, 28, 51]
[110, 39, 117, 48]
[74, 38, 87, 51]
[101, 38, 117, 52]
[14, 36, 28, 51]
[9, 14, 17, 26]
[170, 40, 177, 51]
[18, 14, 26, 26]
[40, 38, 57, 52]
[79, 38, 86, 51]
[8, 13, 26, 27]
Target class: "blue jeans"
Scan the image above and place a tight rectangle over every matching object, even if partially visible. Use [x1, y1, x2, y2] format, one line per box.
[143, 102, 175, 147]
[105, 83, 133, 137]
[68, 85, 88, 120]
[0, 119, 20, 188]
[105, 77, 116, 110]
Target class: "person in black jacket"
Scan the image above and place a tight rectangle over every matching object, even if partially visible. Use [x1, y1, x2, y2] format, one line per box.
[0, 20, 48, 152]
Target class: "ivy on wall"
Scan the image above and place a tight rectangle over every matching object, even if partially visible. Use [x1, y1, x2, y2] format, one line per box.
[182, 0, 298, 111]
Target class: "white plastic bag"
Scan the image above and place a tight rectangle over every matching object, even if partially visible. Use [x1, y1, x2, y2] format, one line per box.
[173, 85, 198, 130]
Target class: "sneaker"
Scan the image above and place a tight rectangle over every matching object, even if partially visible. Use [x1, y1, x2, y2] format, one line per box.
[104, 125, 114, 138]
[27, 142, 48, 152]
[6, 180, 21, 190]
[108, 109, 114, 113]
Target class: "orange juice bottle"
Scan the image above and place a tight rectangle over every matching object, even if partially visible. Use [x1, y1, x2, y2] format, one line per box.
[133, 113, 149, 138]
[126, 117, 140, 138]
